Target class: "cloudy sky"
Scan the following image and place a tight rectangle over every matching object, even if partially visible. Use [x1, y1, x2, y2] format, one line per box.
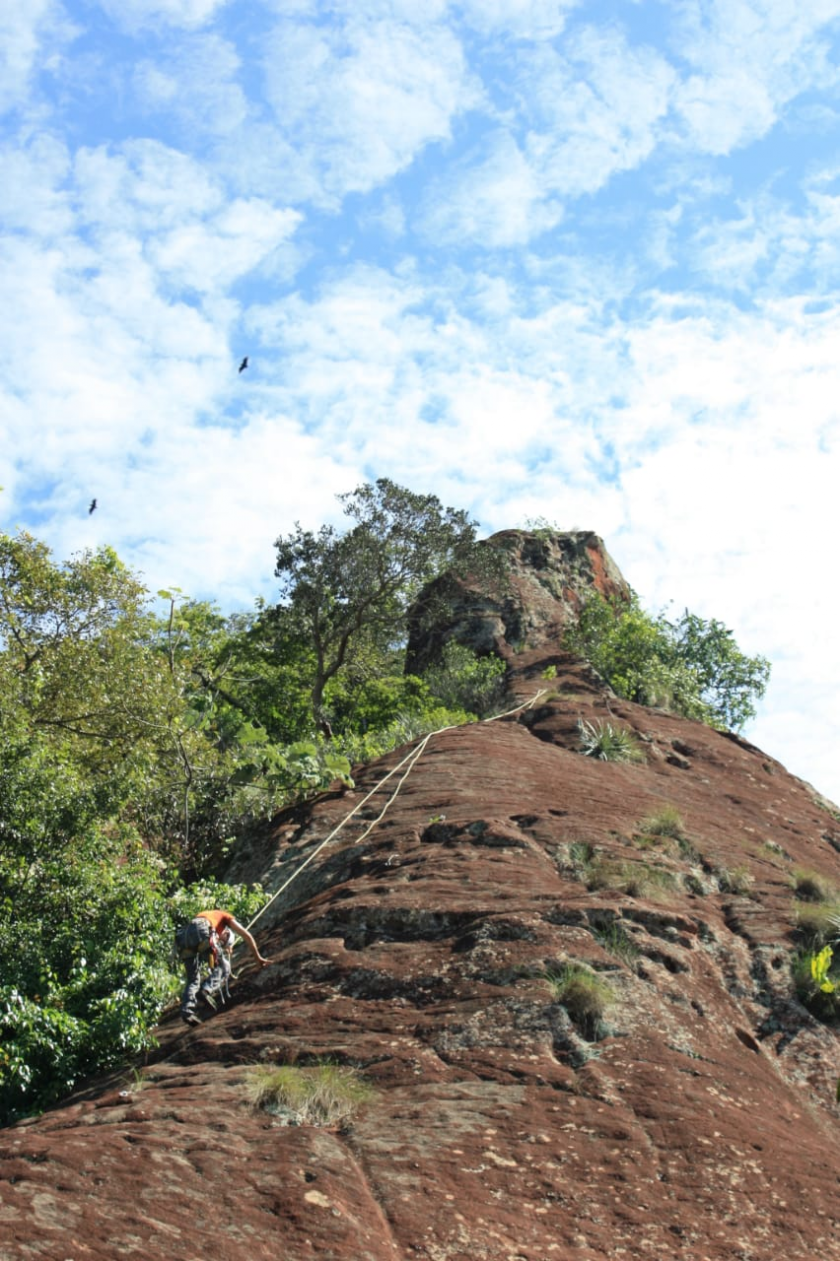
[2, 0, 840, 802]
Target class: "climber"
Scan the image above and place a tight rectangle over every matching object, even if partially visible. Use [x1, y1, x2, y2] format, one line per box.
[176, 909, 270, 1026]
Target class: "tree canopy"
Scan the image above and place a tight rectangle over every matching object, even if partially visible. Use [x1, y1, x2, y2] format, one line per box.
[566, 593, 771, 730]
[270, 479, 507, 724]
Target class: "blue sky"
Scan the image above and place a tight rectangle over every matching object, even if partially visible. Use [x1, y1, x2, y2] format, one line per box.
[2, 0, 840, 803]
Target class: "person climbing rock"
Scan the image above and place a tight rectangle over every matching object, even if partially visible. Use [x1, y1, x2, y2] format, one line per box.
[176, 909, 269, 1026]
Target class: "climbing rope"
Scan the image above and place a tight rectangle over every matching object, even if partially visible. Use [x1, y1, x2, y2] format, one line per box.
[244, 686, 549, 935]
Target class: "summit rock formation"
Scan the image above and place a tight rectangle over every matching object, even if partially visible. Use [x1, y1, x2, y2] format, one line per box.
[2, 534, 840, 1261]
[405, 529, 631, 674]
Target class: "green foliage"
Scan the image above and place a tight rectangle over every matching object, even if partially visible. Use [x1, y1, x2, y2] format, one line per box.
[566, 593, 770, 730]
[0, 851, 267, 1126]
[793, 899, 840, 946]
[790, 868, 839, 904]
[792, 945, 840, 1022]
[421, 642, 507, 718]
[714, 864, 755, 896]
[585, 857, 678, 901]
[543, 964, 614, 1037]
[810, 946, 836, 993]
[577, 718, 645, 763]
[270, 479, 506, 722]
[336, 703, 474, 766]
[591, 921, 640, 965]
[248, 1062, 373, 1126]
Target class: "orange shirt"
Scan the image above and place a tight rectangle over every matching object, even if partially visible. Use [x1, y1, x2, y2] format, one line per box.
[196, 910, 235, 934]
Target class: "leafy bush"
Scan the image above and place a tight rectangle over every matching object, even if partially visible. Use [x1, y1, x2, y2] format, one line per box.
[566, 593, 770, 730]
[0, 836, 268, 1126]
[248, 1062, 373, 1126]
[577, 718, 645, 763]
[421, 642, 507, 718]
[791, 946, 840, 1021]
[335, 703, 474, 765]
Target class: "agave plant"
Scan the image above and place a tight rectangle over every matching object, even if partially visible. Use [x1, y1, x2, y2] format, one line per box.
[577, 718, 644, 764]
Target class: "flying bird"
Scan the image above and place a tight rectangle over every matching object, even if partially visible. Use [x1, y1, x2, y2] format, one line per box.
[238, 357, 249, 373]
[89, 499, 97, 515]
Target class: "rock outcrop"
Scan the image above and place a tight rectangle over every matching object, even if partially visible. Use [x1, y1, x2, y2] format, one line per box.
[405, 529, 630, 674]
[3, 539, 840, 1261]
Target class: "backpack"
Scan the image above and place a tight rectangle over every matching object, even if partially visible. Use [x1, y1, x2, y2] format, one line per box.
[174, 916, 214, 961]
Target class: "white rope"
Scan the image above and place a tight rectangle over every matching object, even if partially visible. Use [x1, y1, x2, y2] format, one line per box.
[244, 686, 549, 934]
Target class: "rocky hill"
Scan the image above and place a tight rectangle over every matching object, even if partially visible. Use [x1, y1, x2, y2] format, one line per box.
[2, 535, 840, 1261]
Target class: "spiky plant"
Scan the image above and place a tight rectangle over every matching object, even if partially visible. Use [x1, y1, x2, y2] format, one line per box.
[577, 718, 645, 764]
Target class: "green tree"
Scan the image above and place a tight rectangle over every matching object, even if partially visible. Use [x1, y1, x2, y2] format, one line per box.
[0, 532, 165, 779]
[270, 479, 506, 726]
[567, 593, 770, 730]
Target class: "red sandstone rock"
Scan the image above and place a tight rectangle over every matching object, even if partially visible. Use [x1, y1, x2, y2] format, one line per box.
[2, 656, 840, 1260]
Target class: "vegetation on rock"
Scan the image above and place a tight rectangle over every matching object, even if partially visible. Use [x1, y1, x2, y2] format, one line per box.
[566, 592, 770, 730]
[0, 484, 776, 1124]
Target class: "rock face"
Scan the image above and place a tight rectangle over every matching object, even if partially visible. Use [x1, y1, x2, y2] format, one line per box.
[405, 529, 631, 674]
[3, 550, 840, 1260]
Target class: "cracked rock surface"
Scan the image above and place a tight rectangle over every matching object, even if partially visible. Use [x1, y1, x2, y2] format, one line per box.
[3, 652, 840, 1260]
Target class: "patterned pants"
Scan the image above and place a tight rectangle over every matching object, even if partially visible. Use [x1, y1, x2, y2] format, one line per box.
[180, 948, 232, 1016]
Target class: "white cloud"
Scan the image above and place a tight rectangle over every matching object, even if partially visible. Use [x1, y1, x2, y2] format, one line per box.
[261, 14, 479, 201]
[95, 0, 230, 32]
[457, 0, 578, 39]
[421, 132, 563, 247]
[525, 26, 676, 196]
[133, 33, 248, 137]
[0, 0, 76, 115]
[75, 140, 222, 232]
[150, 199, 302, 292]
[0, 133, 72, 236]
[687, 177, 840, 294]
[671, 0, 840, 154]
[420, 25, 674, 244]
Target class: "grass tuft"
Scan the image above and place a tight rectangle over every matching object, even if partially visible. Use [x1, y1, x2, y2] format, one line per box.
[586, 857, 678, 901]
[714, 864, 754, 896]
[544, 964, 614, 1038]
[591, 920, 640, 965]
[790, 868, 840, 904]
[793, 900, 840, 947]
[248, 1062, 373, 1127]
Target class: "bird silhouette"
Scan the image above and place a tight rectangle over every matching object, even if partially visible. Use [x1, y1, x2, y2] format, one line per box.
[89, 499, 97, 515]
[238, 357, 249, 373]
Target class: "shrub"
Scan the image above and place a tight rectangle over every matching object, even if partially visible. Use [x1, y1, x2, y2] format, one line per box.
[565, 593, 770, 730]
[634, 808, 701, 864]
[791, 947, 840, 1022]
[544, 964, 614, 1038]
[577, 719, 645, 764]
[248, 1062, 373, 1127]
[422, 642, 507, 719]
